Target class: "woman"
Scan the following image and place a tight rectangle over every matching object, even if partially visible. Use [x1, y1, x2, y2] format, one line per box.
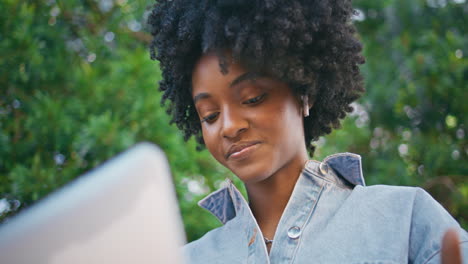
[148, 0, 467, 263]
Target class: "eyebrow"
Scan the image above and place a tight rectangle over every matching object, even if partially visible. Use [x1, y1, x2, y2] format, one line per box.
[193, 72, 260, 104]
[193, 92, 210, 105]
[229, 72, 259, 88]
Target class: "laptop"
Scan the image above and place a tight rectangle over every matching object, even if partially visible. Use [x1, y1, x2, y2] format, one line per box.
[0, 142, 186, 264]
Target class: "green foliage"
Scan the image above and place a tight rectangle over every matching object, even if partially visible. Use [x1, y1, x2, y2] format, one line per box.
[0, 0, 466, 243]
[0, 0, 231, 241]
[318, 0, 468, 227]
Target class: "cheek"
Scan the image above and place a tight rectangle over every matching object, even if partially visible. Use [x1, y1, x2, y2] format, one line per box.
[201, 126, 225, 163]
[260, 103, 304, 156]
[255, 99, 302, 134]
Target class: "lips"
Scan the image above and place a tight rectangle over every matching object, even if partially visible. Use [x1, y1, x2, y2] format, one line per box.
[225, 141, 261, 160]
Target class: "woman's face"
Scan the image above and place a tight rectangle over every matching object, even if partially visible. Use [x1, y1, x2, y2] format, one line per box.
[191, 53, 308, 184]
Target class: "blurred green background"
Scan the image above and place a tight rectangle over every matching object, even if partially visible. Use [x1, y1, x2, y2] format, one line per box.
[0, 0, 466, 242]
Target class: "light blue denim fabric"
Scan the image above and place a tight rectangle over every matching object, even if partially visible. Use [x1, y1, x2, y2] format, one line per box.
[184, 153, 468, 263]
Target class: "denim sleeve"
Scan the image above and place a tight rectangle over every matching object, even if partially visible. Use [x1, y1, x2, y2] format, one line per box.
[409, 187, 468, 264]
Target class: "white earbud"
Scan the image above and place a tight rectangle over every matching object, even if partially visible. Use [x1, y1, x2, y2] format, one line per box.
[302, 95, 309, 117]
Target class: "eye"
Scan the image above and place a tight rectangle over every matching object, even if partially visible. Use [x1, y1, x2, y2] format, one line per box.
[201, 112, 219, 123]
[243, 93, 266, 105]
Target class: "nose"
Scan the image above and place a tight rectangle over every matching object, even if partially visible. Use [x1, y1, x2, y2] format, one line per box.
[220, 107, 248, 139]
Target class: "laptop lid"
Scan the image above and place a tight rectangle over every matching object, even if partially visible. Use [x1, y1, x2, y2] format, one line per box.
[0, 142, 186, 264]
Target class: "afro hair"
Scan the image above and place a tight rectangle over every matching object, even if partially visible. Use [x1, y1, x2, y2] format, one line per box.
[148, 0, 365, 156]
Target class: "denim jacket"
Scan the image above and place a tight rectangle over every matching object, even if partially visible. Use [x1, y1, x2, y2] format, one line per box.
[184, 153, 468, 263]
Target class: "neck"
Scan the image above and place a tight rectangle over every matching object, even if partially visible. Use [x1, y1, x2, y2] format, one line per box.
[245, 155, 307, 240]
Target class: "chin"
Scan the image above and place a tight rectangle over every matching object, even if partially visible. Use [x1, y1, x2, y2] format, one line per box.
[229, 161, 272, 184]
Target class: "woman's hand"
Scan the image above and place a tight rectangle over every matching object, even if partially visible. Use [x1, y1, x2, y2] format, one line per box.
[441, 229, 462, 264]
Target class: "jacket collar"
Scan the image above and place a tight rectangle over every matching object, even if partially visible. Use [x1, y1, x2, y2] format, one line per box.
[198, 152, 365, 224]
[320, 152, 365, 186]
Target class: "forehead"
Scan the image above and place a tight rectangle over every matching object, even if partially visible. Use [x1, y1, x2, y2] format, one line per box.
[191, 53, 246, 96]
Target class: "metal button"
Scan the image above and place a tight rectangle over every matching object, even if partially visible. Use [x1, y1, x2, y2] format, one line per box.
[287, 226, 301, 239]
[319, 162, 329, 175]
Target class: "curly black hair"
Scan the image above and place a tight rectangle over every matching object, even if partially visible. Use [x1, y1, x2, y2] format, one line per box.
[148, 0, 365, 156]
